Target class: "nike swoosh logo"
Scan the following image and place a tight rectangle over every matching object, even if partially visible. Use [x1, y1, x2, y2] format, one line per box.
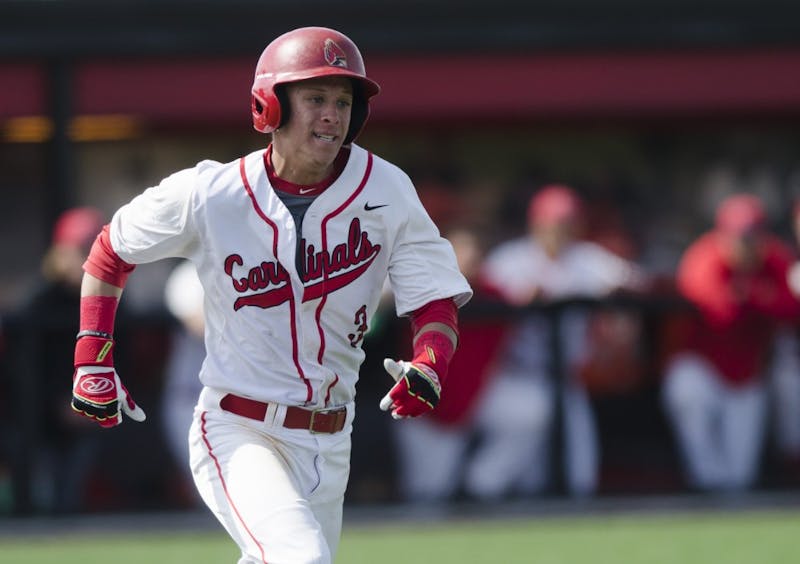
[364, 203, 388, 211]
[299, 188, 316, 194]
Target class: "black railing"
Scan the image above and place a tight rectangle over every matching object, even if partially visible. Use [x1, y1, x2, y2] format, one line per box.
[2, 292, 796, 516]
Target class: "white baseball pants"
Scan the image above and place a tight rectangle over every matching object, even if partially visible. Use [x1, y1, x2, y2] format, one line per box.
[662, 353, 767, 491]
[189, 388, 354, 564]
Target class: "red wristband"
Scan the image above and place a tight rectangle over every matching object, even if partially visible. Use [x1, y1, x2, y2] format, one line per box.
[411, 330, 455, 384]
[79, 295, 119, 335]
[75, 295, 119, 368]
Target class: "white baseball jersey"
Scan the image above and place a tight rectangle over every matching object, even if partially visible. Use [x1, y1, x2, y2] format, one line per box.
[483, 237, 639, 302]
[109, 144, 472, 409]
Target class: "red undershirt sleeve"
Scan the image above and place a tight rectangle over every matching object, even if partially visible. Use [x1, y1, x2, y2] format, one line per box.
[409, 298, 458, 336]
[82, 225, 136, 288]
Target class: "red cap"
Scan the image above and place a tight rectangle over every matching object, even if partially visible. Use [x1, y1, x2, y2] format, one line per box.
[528, 184, 583, 226]
[715, 194, 766, 235]
[52, 207, 105, 248]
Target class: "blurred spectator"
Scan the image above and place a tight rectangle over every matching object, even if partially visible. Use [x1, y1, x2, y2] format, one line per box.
[160, 260, 205, 505]
[391, 227, 510, 503]
[467, 185, 646, 499]
[662, 193, 800, 492]
[476, 185, 643, 498]
[7, 207, 107, 513]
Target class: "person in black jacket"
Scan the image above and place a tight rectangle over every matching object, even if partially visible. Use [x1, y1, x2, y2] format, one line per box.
[9, 207, 106, 513]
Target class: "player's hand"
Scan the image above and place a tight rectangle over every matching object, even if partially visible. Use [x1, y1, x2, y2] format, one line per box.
[72, 366, 146, 428]
[379, 358, 441, 419]
[72, 333, 145, 428]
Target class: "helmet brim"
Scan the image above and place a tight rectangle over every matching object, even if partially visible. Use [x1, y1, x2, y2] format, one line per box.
[256, 66, 380, 99]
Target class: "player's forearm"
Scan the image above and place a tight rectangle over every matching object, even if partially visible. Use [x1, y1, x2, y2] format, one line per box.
[78, 273, 122, 339]
[81, 272, 124, 298]
[73, 270, 146, 428]
[409, 299, 459, 383]
[79, 231, 126, 336]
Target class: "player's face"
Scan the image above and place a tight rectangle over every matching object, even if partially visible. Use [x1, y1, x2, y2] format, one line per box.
[273, 76, 353, 181]
[533, 220, 577, 258]
[726, 229, 764, 271]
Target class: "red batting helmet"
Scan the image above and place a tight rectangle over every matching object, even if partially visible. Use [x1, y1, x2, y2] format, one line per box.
[251, 27, 381, 144]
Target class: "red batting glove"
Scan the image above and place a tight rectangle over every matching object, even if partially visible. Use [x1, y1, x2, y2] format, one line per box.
[72, 333, 146, 428]
[379, 359, 441, 419]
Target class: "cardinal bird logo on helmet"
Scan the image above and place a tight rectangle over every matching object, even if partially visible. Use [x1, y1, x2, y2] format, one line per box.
[324, 39, 348, 68]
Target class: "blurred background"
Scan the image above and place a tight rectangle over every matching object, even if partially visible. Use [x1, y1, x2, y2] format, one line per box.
[2, 0, 800, 519]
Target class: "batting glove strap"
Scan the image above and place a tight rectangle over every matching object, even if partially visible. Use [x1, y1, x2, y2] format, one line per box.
[74, 335, 115, 368]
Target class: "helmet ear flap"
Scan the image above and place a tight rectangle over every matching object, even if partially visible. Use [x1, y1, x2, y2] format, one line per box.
[274, 85, 291, 130]
[251, 90, 282, 133]
[345, 92, 369, 145]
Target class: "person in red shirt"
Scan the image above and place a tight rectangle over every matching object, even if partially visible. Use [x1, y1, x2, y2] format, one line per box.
[662, 193, 800, 492]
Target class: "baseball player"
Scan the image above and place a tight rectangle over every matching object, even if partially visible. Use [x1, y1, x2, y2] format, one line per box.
[472, 185, 645, 499]
[662, 193, 800, 491]
[69, 26, 472, 563]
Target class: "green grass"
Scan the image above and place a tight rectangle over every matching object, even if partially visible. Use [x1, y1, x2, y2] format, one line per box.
[1, 509, 799, 563]
[340, 510, 800, 564]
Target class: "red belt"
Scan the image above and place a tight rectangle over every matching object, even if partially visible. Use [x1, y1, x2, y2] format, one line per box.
[219, 393, 347, 434]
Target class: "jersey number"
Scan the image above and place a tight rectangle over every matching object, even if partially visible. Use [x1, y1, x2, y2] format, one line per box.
[348, 305, 368, 348]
